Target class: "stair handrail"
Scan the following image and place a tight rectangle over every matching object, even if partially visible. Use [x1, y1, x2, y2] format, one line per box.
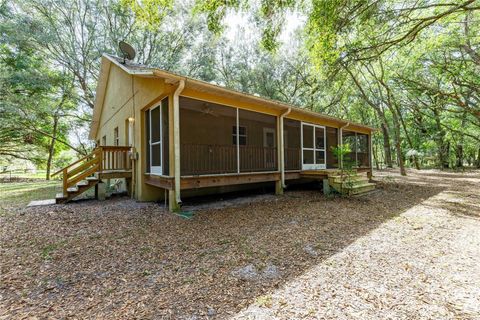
[52, 146, 131, 196]
[51, 150, 98, 178]
[50, 148, 101, 195]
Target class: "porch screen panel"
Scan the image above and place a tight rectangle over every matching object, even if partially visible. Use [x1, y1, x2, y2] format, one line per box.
[145, 110, 150, 173]
[162, 98, 169, 175]
[239, 109, 277, 172]
[326, 127, 338, 169]
[284, 119, 301, 170]
[179, 97, 237, 175]
[357, 133, 369, 167]
[150, 106, 161, 170]
[342, 130, 357, 167]
[342, 130, 370, 168]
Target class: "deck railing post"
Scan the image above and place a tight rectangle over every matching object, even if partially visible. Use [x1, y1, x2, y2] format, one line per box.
[97, 147, 103, 172]
[62, 168, 68, 195]
[368, 133, 373, 180]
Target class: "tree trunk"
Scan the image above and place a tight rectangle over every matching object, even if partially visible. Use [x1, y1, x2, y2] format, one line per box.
[389, 88, 420, 170]
[373, 139, 380, 169]
[46, 115, 59, 180]
[476, 146, 480, 168]
[432, 107, 449, 169]
[389, 110, 406, 175]
[455, 144, 464, 168]
[394, 128, 406, 176]
[455, 114, 467, 168]
[381, 123, 393, 168]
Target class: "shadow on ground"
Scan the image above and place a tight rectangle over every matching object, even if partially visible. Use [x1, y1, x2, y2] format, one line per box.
[0, 178, 447, 319]
[375, 168, 480, 220]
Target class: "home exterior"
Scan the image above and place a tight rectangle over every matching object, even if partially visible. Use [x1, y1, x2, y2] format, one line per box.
[57, 54, 375, 210]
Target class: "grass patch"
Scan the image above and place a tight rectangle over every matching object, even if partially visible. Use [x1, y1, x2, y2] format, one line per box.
[0, 180, 59, 215]
[0, 170, 50, 180]
[40, 241, 66, 260]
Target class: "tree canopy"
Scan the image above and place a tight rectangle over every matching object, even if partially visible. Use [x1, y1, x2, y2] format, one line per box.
[1, 0, 479, 177]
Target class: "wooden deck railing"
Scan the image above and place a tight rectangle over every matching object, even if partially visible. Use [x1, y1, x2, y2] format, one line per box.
[181, 144, 237, 175]
[285, 147, 301, 171]
[51, 146, 131, 195]
[239, 145, 277, 172]
[180, 143, 278, 175]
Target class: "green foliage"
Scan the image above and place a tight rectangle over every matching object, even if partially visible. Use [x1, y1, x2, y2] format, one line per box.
[120, 0, 174, 30]
[1, 0, 478, 176]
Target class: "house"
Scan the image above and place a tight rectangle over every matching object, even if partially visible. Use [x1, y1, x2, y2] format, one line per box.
[54, 54, 375, 210]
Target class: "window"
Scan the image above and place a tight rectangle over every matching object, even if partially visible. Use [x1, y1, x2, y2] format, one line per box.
[232, 125, 247, 145]
[114, 127, 119, 146]
[145, 97, 169, 175]
[102, 135, 106, 146]
[301, 123, 326, 170]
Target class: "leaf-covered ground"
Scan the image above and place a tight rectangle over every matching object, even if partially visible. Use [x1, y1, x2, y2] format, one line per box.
[0, 169, 479, 319]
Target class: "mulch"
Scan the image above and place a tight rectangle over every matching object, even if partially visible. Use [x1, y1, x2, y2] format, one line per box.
[0, 169, 478, 319]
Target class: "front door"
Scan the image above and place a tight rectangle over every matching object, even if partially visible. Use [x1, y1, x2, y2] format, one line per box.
[149, 104, 162, 175]
[301, 123, 326, 170]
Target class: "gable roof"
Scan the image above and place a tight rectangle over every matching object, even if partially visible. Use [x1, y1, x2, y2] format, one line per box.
[89, 54, 375, 139]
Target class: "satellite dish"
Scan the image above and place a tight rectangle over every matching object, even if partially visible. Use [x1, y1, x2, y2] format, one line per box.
[119, 41, 136, 64]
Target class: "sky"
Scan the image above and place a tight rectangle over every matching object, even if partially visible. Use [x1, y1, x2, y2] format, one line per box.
[224, 9, 307, 48]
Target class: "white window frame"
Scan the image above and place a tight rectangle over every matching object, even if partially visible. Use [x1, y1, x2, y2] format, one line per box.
[114, 127, 119, 146]
[233, 125, 247, 146]
[149, 103, 163, 175]
[301, 122, 326, 170]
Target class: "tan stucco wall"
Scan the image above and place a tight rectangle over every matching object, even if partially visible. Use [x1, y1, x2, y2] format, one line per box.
[95, 64, 168, 201]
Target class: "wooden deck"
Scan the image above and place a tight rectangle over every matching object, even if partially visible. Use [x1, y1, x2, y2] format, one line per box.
[97, 169, 132, 179]
[52, 146, 132, 203]
[144, 169, 371, 190]
[145, 171, 285, 190]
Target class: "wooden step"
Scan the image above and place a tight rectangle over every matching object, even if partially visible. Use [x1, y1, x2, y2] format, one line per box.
[329, 180, 376, 195]
[329, 180, 369, 190]
[56, 192, 67, 200]
[77, 180, 89, 187]
[55, 192, 67, 204]
[347, 182, 376, 195]
[67, 186, 78, 193]
[328, 175, 369, 184]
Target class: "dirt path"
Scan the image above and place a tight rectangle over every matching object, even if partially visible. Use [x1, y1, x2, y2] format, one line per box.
[0, 169, 479, 319]
[233, 169, 480, 319]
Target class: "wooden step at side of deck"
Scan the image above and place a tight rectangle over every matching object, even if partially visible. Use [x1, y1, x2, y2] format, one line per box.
[328, 175, 369, 184]
[56, 178, 99, 204]
[326, 171, 376, 196]
[345, 182, 376, 195]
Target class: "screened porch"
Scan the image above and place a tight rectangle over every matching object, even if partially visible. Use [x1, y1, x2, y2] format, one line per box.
[144, 96, 370, 180]
[179, 97, 277, 176]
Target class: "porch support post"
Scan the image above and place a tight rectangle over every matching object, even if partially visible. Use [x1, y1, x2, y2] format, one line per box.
[275, 114, 283, 195]
[368, 132, 373, 181]
[338, 127, 343, 169]
[339, 122, 350, 169]
[170, 80, 185, 211]
[277, 108, 291, 195]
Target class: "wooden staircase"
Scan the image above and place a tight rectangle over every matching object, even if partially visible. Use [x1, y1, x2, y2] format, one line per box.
[327, 171, 376, 195]
[51, 146, 131, 204]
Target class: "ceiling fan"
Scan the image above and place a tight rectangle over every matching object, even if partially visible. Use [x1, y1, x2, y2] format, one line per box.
[201, 103, 219, 117]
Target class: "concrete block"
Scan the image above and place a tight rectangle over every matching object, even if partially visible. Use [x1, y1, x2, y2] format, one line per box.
[323, 179, 330, 195]
[275, 180, 283, 195]
[97, 182, 106, 201]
